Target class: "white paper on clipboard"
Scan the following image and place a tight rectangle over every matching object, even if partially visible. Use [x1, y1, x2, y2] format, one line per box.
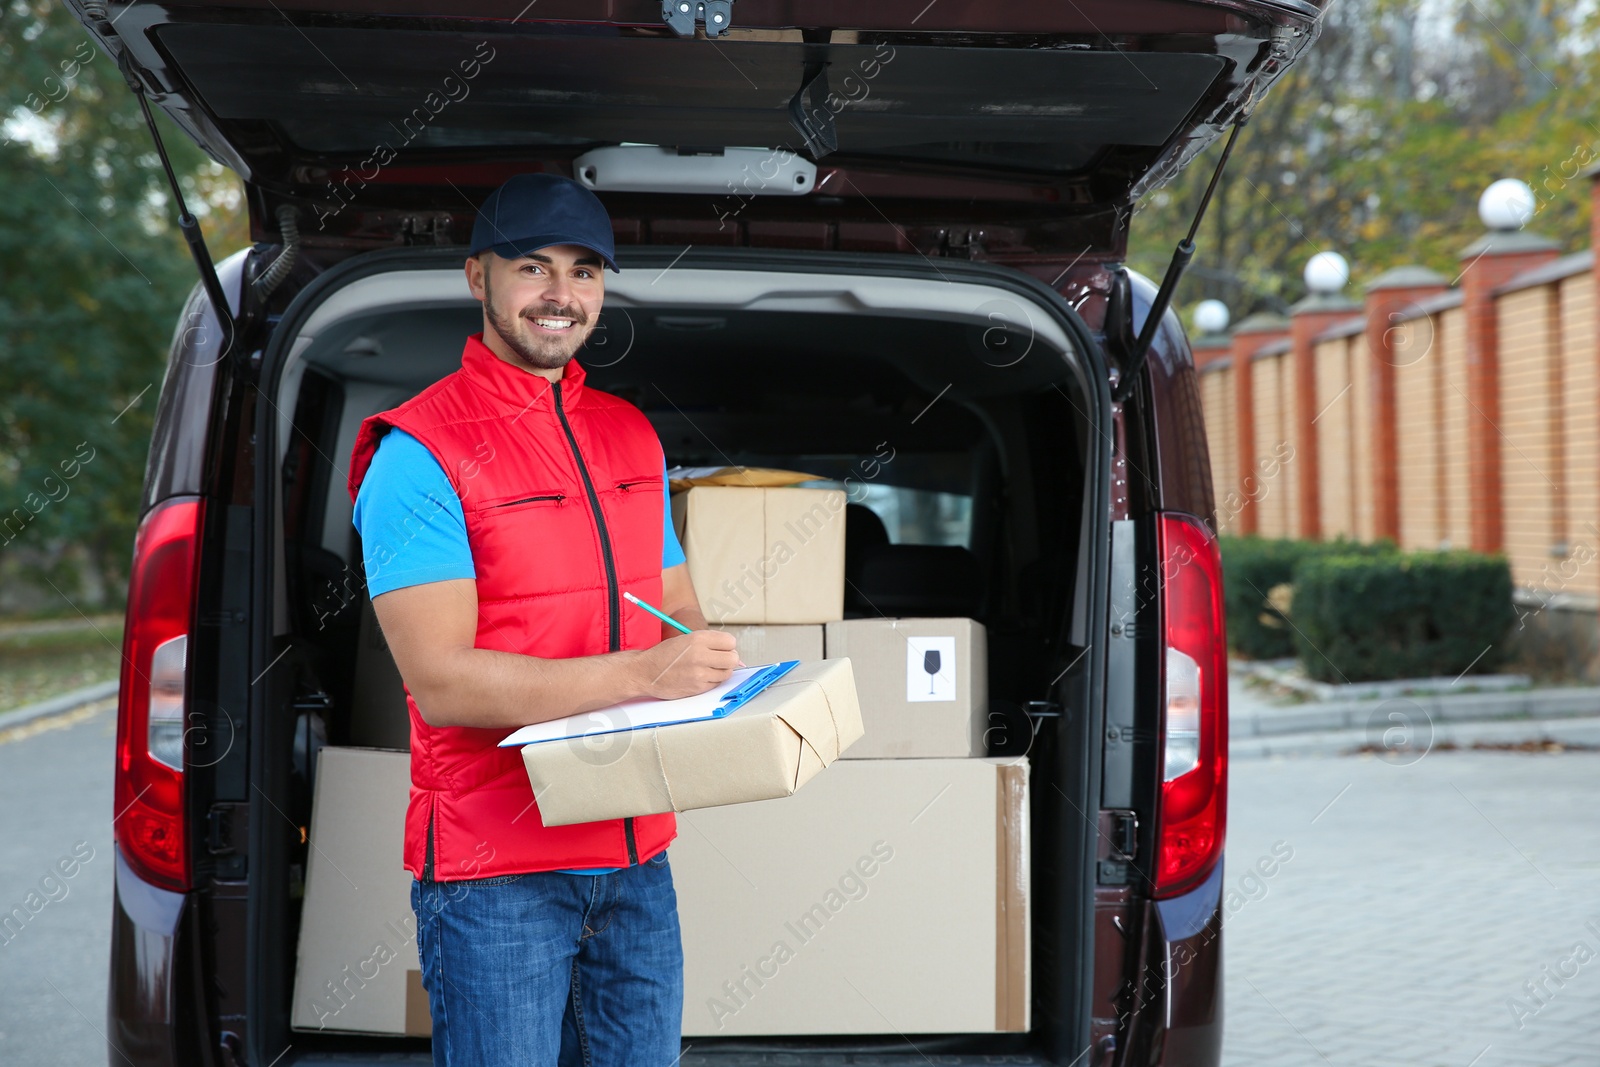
[498, 665, 767, 748]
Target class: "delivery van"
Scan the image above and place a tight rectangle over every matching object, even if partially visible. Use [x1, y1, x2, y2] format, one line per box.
[80, 1, 1326, 1064]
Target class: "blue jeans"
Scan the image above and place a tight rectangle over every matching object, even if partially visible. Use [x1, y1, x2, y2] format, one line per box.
[410, 848, 684, 1067]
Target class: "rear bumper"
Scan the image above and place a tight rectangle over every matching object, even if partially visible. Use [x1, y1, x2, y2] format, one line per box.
[1147, 861, 1226, 1066]
[107, 847, 188, 1067]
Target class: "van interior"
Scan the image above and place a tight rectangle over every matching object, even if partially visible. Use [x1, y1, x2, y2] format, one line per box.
[263, 251, 1104, 1060]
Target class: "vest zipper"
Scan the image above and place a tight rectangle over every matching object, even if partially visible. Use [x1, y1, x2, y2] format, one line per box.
[424, 801, 435, 882]
[550, 382, 621, 652]
[550, 380, 639, 867]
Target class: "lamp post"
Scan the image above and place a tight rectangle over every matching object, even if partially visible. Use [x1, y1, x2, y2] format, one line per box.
[1291, 250, 1361, 540]
[1458, 178, 1560, 553]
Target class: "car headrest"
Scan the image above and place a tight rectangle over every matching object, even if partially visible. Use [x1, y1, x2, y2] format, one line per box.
[844, 503, 891, 614]
[845, 502, 890, 557]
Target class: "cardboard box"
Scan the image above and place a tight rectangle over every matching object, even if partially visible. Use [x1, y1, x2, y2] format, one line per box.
[823, 617, 988, 759]
[520, 658, 863, 827]
[673, 757, 1030, 1036]
[672, 486, 846, 624]
[291, 748, 429, 1036]
[347, 599, 411, 750]
[713, 623, 824, 665]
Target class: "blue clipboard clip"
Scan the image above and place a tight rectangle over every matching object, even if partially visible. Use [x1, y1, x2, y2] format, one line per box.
[713, 660, 799, 716]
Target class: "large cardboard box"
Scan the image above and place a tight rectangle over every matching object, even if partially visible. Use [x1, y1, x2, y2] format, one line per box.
[673, 757, 1030, 1036]
[519, 658, 863, 827]
[291, 748, 429, 1037]
[823, 617, 988, 759]
[713, 623, 824, 665]
[672, 486, 846, 624]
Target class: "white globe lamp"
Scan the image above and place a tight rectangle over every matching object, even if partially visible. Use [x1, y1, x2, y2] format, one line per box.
[1303, 251, 1350, 294]
[1478, 179, 1536, 231]
[1192, 299, 1230, 335]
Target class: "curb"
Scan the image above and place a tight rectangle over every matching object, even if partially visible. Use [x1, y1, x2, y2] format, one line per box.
[1231, 714, 1600, 760]
[1234, 659, 1533, 702]
[1231, 685, 1600, 738]
[0, 614, 122, 640]
[0, 680, 120, 732]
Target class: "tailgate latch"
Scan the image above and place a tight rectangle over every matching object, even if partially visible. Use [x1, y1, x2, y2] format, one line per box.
[662, 0, 734, 38]
[1097, 809, 1139, 884]
[207, 802, 250, 862]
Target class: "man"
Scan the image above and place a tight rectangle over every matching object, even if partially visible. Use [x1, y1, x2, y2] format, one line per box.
[346, 172, 738, 1065]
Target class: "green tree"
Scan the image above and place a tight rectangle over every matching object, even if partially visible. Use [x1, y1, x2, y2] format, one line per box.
[0, 1, 243, 611]
[1129, 0, 1600, 325]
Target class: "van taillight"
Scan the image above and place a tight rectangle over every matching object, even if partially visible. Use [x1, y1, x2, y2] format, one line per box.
[1153, 513, 1228, 899]
[115, 497, 202, 892]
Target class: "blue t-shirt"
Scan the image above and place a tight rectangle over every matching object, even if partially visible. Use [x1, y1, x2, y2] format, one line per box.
[352, 428, 686, 875]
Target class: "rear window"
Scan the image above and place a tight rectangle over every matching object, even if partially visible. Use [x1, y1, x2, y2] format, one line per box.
[801, 480, 972, 548]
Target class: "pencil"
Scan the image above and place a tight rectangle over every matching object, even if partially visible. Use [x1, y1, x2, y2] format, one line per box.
[623, 591, 693, 634]
[622, 591, 745, 666]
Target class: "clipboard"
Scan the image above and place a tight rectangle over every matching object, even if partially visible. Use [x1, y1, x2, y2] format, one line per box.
[497, 660, 801, 748]
[714, 660, 799, 714]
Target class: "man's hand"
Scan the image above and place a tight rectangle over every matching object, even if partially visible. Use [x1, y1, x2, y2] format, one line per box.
[637, 629, 740, 699]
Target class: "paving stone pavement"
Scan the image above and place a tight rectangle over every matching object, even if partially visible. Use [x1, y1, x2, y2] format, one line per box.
[1222, 750, 1600, 1067]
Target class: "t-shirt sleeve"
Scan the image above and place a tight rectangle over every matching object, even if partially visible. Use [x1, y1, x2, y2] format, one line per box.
[352, 429, 476, 598]
[662, 454, 686, 570]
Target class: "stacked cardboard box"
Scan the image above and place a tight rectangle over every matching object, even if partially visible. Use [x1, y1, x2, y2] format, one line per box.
[673, 757, 1030, 1036]
[713, 623, 824, 664]
[669, 486, 1027, 1037]
[672, 486, 846, 624]
[823, 616, 988, 758]
[670, 488, 989, 757]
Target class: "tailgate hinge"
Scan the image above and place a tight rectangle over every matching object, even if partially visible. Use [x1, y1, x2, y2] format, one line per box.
[941, 228, 987, 259]
[400, 213, 455, 246]
[662, 0, 734, 38]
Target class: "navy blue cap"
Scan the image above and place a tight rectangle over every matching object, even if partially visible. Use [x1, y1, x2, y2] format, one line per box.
[468, 173, 620, 273]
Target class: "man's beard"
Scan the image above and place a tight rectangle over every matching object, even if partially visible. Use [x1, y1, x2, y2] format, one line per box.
[482, 270, 593, 370]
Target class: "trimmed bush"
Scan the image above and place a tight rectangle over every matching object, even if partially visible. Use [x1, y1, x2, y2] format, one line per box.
[1290, 550, 1515, 683]
[1218, 536, 1391, 659]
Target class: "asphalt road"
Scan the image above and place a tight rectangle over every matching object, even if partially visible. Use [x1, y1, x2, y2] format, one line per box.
[4, 701, 1598, 1067]
[0, 702, 116, 1067]
[1222, 749, 1600, 1067]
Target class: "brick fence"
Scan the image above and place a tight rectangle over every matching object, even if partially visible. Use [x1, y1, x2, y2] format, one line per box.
[1197, 178, 1600, 616]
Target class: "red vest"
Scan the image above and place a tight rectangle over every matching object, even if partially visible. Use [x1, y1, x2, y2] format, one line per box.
[347, 334, 676, 880]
